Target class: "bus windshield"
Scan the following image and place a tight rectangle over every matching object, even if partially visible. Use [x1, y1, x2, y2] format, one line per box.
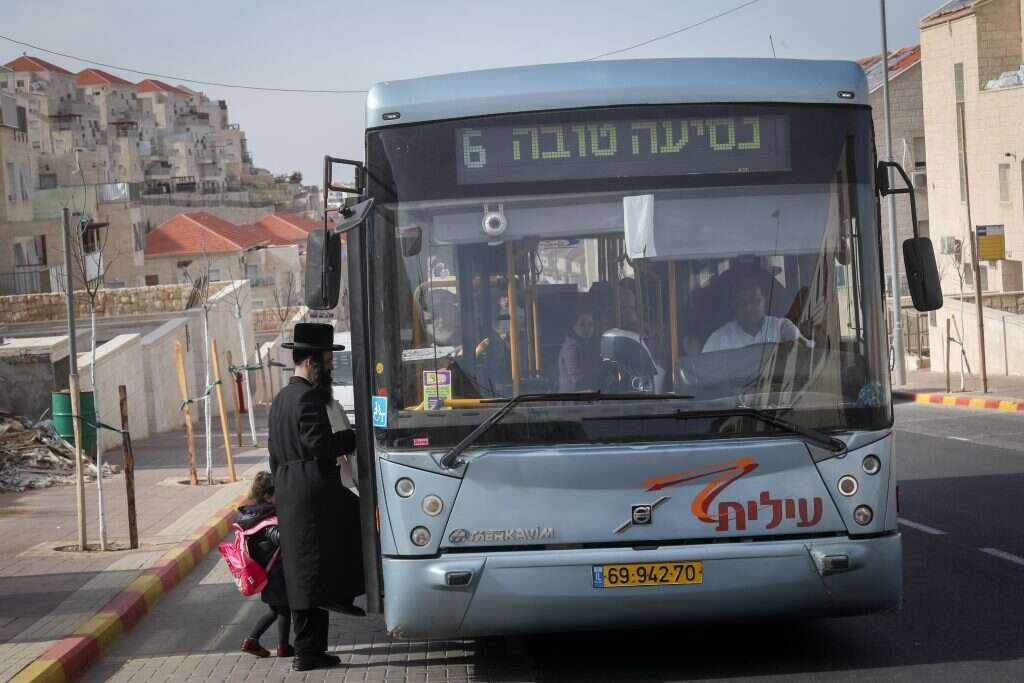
[365, 103, 890, 449]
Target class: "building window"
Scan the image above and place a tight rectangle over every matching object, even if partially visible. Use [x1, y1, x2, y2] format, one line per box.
[208, 268, 221, 281]
[999, 164, 1011, 203]
[145, 274, 159, 286]
[16, 80, 24, 88]
[246, 264, 258, 280]
[913, 137, 926, 169]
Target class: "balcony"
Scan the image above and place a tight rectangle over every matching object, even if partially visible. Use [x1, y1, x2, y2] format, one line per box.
[249, 274, 276, 288]
[0, 266, 52, 296]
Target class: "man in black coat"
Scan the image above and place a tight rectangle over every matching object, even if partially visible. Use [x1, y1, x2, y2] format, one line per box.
[269, 323, 364, 672]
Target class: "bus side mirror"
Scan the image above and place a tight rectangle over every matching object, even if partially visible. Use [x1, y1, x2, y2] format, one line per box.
[305, 228, 342, 310]
[903, 237, 943, 312]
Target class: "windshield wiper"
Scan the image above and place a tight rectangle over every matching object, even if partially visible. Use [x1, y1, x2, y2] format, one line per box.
[659, 406, 846, 453]
[438, 391, 693, 469]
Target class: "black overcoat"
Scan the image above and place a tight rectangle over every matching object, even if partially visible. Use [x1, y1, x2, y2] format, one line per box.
[268, 376, 363, 611]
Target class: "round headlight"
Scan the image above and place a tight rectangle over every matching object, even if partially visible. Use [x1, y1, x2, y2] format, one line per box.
[837, 475, 859, 497]
[862, 454, 882, 475]
[410, 526, 431, 546]
[422, 495, 444, 517]
[853, 505, 873, 526]
[395, 478, 415, 498]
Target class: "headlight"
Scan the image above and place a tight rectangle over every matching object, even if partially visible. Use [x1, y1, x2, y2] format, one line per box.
[395, 478, 415, 498]
[410, 526, 431, 546]
[837, 475, 859, 497]
[853, 505, 873, 526]
[862, 454, 881, 475]
[422, 495, 444, 517]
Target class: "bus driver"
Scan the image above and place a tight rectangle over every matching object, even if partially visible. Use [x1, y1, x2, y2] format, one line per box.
[702, 273, 809, 353]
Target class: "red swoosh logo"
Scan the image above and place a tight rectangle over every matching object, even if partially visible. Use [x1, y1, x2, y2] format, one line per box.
[641, 458, 759, 524]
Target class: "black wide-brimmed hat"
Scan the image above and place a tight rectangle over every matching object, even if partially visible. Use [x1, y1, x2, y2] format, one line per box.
[282, 323, 345, 351]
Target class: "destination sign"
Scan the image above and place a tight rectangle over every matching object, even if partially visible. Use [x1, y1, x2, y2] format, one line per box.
[456, 115, 791, 185]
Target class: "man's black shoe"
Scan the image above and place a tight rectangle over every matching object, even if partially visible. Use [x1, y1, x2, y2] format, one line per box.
[292, 653, 341, 671]
[325, 602, 366, 617]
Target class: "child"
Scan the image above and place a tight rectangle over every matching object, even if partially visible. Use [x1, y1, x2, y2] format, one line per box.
[237, 471, 293, 658]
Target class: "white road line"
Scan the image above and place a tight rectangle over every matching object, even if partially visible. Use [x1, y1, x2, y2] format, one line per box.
[946, 436, 972, 442]
[980, 547, 1024, 567]
[898, 518, 948, 535]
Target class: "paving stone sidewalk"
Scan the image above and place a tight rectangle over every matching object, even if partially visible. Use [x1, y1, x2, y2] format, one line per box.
[0, 408, 270, 682]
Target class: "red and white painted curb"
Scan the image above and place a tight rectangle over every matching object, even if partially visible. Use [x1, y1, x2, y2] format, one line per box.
[11, 494, 246, 683]
[894, 390, 1024, 413]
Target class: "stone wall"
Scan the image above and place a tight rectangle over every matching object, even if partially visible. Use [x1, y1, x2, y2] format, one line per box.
[927, 295, 1024, 377]
[254, 307, 301, 332]
[0, 352, 56, 419]
[78, 333, 150, 453]
[0, 282, 230, 324]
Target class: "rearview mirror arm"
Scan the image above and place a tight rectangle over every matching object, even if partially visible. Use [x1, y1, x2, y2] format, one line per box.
[876, 160, 920, 239]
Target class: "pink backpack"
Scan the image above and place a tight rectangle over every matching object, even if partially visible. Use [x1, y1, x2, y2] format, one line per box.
[218, 516, 280, 597]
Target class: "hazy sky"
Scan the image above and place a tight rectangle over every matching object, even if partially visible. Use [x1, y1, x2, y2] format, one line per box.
[3, 0, 941, 186]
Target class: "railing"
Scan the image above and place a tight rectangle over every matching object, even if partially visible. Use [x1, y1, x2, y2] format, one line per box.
[249, 274, 276, 288]
[0, 267, 52, 296]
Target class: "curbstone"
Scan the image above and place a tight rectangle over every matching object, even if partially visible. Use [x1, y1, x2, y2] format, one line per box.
[894, 390, 1024, 412]
[9, 493, 246, 683]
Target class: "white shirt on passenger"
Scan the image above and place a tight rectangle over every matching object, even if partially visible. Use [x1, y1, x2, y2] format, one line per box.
[702, 316, 804, 353]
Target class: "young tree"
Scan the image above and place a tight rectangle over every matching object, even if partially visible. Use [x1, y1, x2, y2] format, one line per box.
[271, 271, 300, 333]
[942, 238, 969, 391]
[66, 212, 122, 551]
[223, 257, 259, 445]
[183, 246, 216, 485]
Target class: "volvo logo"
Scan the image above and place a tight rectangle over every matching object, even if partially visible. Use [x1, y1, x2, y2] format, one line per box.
[614, 496, 670, 533]
[448, 528, 469, 544]
[632, 505, 653, 525]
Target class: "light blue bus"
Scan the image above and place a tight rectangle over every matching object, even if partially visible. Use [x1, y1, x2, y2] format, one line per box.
[307, 58, 942, 639]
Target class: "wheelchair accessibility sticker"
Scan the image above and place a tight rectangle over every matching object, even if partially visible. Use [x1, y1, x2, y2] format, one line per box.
[372, 396, 388, 428]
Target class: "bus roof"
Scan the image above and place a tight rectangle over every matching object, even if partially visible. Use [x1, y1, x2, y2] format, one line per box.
[366, 58, 868, 128]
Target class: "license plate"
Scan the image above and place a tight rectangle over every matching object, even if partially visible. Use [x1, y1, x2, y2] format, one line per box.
[592, 561, 703, 588]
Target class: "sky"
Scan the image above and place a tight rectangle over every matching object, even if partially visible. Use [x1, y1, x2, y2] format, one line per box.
[2, 0, 943, 187]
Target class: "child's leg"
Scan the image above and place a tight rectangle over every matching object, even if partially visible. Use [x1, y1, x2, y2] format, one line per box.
[276, 606, 292, 645]
[249, 608, 277, 641]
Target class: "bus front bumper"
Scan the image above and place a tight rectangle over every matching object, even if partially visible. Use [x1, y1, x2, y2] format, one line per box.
[382, 533, 901, 639]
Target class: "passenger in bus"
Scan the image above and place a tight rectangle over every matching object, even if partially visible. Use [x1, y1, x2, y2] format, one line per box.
[558, 311, 600, 392]
[702, 274, 808, 353]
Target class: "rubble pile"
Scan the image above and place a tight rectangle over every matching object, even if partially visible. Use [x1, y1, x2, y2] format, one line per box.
[0, 412, 117, 493]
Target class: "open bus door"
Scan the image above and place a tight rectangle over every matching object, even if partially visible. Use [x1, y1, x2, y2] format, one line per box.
[305, 156, 383, 613]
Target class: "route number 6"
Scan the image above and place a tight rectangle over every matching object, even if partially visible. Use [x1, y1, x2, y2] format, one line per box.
[461, 129, 487, 168]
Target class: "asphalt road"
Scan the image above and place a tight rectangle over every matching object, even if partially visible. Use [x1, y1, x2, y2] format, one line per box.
[84, 402, 1024, 682]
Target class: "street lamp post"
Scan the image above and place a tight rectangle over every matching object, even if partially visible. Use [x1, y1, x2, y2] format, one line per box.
[880, 0, 907, 386]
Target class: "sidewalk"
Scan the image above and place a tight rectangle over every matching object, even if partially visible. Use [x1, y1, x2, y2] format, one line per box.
[0, 408, 269, 682]
[894, 370, 1024, 412]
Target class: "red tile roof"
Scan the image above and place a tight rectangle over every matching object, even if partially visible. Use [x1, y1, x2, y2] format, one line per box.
[256, 213, 322, 243]
[145, 212, 273, 257]
[858, 46, 921, 92]
[4, 55, 74, 76]
[76, 68, 134, 87]
[136, 79, 190, 95]
[923, 0, 975, 24]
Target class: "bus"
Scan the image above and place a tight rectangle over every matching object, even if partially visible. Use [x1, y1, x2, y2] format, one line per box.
[307, 58, 942, 639]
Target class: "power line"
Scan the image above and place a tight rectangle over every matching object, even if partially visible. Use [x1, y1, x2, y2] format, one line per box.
[583, 0, 765, 61]
[0, 33, 368, 94]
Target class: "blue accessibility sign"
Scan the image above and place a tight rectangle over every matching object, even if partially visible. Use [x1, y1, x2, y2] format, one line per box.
[372, 396, 388, 428]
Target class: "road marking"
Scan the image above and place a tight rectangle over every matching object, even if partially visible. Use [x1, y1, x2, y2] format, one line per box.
[980, 547, 1024, 567]
[946, 436, 972, 442]
[898, 518, 948, 535]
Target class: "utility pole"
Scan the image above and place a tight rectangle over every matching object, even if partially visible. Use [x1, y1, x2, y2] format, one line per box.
[62, 208, 88, 550]
[958, 105, 989, 392]
[880, 0, 907, 386]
